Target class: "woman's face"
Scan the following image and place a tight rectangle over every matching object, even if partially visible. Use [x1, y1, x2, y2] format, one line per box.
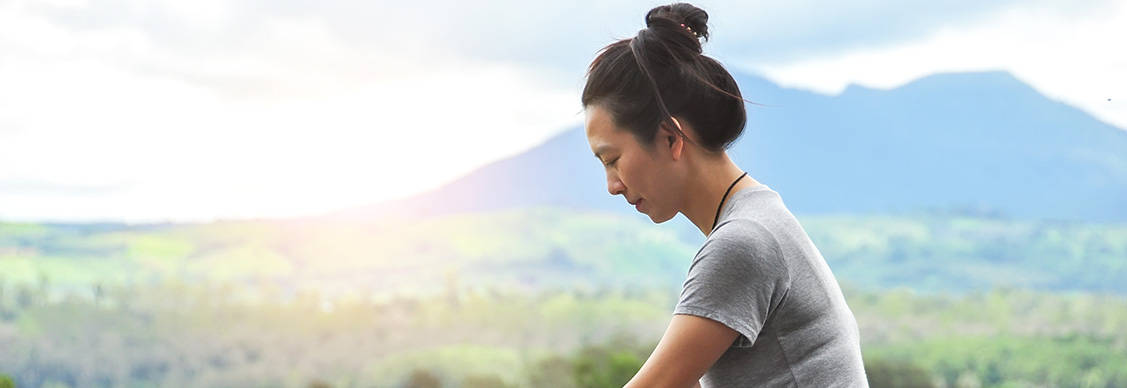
[585, 105, 682, 223]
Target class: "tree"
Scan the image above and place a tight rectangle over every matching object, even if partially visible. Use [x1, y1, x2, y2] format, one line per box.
[0, 374, 14, 388]
[865, 358, 935, 388]
[463, 374, 510, 388]
[308, 380, 333, 388]
[525, 355, 579, 388]
[403, 370, 442, 388]
[573, 345, 643, 388]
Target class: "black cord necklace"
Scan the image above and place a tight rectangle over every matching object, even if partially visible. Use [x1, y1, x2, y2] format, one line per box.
[712, 172, 748, 232]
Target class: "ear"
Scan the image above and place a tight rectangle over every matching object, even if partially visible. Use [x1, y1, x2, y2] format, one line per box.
[664, 117, 686, 161]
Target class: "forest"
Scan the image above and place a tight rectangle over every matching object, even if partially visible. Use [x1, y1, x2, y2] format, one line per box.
[1, 281, 1125, 387]
[1, 210, 1125, 387]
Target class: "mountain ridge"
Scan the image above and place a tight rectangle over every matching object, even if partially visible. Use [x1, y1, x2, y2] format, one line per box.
[320, 70, 1127, 223]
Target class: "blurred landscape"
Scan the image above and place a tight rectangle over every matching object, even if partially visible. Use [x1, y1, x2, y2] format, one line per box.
[2, 210, 1126, 387]
[2, 71, 1127, 388]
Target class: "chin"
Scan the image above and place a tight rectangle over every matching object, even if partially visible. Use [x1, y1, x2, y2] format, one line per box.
[648, 212, 677, 224]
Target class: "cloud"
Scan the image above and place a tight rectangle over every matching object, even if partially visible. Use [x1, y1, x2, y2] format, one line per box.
[707, 0, 1117, 64]
[1, 0, 1123, 222]
[748, 1, 1127, 130]
[0, 177, 136, 196]
[9, 0, 1117, 104]
[0, 7, 578, 222]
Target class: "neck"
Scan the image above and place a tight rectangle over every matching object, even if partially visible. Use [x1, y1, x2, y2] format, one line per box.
[680, 154, 759, 236]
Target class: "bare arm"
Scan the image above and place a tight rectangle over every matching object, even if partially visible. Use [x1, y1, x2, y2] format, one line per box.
[623, 314, 738, 388]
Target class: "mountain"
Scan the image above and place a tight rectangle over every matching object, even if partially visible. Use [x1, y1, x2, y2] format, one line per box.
[322, 71, 1127, 223]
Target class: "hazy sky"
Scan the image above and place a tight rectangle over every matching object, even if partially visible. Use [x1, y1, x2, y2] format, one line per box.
[1, 0, 1124, 223]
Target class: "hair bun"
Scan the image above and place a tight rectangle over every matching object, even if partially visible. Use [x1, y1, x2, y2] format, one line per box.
[645, 2, 709, 41]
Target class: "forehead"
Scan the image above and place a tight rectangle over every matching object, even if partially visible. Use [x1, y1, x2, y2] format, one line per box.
[584, 105, 632, 156]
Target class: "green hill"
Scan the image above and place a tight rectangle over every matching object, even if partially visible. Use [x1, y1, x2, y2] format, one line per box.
[1, 209, 1125, 297]
[2, 211, 1126, 387]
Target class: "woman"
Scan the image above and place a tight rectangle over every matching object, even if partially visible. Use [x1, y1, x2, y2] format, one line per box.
[581, 3, 868, 387]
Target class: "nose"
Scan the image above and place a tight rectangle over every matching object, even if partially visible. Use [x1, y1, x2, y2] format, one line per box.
[607, 174, 626, 196]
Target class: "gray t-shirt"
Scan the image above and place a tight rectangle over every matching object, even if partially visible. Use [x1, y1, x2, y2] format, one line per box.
[674, 184, 868, 387]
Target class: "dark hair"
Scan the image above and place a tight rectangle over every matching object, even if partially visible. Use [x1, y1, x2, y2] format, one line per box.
[581, 2, 747, 153]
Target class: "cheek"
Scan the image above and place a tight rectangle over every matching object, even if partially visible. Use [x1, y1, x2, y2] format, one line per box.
[621, 157, 655, 190]
[620, 157, 643, 181]
[642, 159, 675, 204]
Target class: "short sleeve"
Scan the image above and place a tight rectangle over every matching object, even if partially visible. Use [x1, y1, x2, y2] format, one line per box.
[673, 219, 791, 347]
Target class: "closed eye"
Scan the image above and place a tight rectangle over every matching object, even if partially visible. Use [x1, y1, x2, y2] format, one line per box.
[606, 157, 620, 168]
